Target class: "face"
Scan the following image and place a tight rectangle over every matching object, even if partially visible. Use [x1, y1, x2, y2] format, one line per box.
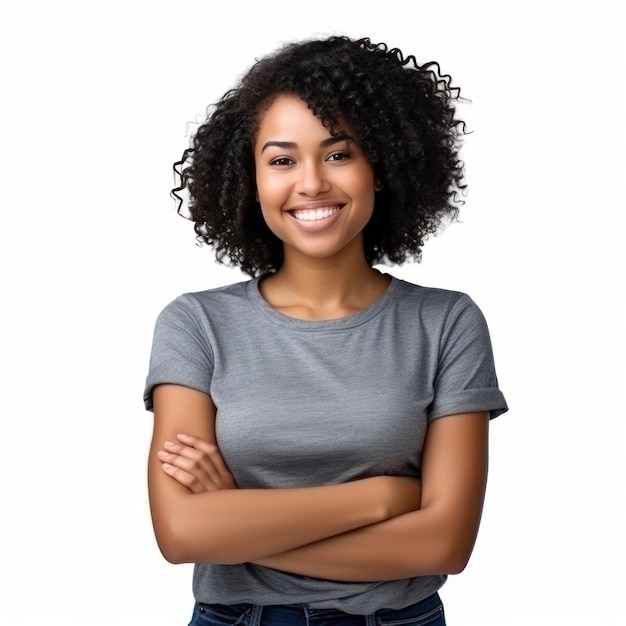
[254, 95, 377, 264]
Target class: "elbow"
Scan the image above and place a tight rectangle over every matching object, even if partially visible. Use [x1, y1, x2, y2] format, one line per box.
[152, 513, 239, 565]
[426, 511, 480, 575]
[441, 550, 471, 575]
[436, 535, 476, 575]
[402, 543, 471, 577]
[158, 542, 240, 566]
[152, 511, 208, 565]
[159, 545, 187, 565]
[154, 523, 194, 564]
[412, 518, 475, 575]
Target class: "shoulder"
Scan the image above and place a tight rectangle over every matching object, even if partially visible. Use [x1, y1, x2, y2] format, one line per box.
[391, 277, 478, 318]
[155, 279, 255, 324]
[388, 278, 492, 344]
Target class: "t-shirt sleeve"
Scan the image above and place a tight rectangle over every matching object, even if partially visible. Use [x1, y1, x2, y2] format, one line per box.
[428, 293, 508, 421]
[143, 295, 214, 411]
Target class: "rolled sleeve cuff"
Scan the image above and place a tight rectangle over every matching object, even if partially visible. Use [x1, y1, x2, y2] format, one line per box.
[429, 388, 509, 422]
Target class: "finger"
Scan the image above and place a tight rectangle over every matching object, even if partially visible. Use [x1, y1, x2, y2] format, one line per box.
[161, 463, 205, 494]
[164, 441, 214, 468]
[159, 451, 199, 474]
[159, 447, 227, 491]
[157, 450, 194, 469]
[176, 433, 217, 454]
[164, 439, 206, 460]
[176, 434, 235, 479]
[165, 440, 223, 479]
[162, 437, 238, 490]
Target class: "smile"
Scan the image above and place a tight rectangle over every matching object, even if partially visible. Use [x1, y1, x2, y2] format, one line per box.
[291, 206, 342, 222]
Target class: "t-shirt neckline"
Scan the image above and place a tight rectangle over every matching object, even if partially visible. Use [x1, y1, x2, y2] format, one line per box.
[247, 274, 398, 331]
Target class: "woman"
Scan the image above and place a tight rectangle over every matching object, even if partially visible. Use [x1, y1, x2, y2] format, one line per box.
[144, 35, 508, 626]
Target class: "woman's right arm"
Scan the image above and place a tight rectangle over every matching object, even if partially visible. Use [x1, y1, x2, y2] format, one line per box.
[148, 384, 420, 565]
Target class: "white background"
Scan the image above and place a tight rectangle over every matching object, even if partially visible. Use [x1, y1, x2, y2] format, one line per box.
[1, 1, 624, 624]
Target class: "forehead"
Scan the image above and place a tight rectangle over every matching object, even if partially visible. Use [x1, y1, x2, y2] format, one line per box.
[257, 95, 323, 131]
[254, 94, 349, 145]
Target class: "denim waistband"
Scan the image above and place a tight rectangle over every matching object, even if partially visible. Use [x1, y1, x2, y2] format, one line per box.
[191, 592, 445, 626]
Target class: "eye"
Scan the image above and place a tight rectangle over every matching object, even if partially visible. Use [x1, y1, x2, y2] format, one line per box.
[327, 150, 352, 162]
[269, 156, 295, 167]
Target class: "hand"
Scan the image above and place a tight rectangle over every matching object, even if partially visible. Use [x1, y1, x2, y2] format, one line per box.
[157, 434, 238, 494]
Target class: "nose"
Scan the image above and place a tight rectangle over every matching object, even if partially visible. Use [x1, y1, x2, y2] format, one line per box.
[296, 161, 331, 196]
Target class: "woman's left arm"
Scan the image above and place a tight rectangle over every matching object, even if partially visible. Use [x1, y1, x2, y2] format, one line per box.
[254, 412, 489, 581]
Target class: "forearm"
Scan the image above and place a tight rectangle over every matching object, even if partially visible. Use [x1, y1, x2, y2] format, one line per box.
[255, 413, 491, 582]
[254, 504, 477, 582]
[149, 471, 418, 565]
[148, 386, 416, 565]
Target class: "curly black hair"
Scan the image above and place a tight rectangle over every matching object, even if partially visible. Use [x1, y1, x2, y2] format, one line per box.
[172, 35, 467, 277]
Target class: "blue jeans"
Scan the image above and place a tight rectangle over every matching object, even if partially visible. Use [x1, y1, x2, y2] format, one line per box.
[188, 593, 445, 626]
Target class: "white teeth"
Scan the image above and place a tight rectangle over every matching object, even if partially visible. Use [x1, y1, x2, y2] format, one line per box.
[292, 206, 341, 221]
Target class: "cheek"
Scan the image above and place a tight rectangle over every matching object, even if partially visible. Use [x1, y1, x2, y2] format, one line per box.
[258, 205, 286, 241]
[351, 164, 376, 200]
[355, 178, 377, 217]
[255, 172, 286, 206]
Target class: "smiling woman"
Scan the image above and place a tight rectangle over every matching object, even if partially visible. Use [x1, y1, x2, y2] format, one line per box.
[145, 35, 508, 625]
[254, 95, 379, 289]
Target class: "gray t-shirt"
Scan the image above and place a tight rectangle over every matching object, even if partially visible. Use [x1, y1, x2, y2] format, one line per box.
[144, 275, 508, 613]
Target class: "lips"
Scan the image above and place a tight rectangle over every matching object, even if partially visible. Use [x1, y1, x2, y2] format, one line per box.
[290, 205, 343, 222]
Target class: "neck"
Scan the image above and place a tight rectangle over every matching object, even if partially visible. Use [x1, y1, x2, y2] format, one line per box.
[259, 238, 391, 319]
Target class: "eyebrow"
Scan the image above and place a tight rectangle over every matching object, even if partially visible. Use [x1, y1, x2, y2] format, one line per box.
[260, 134, 354, 153]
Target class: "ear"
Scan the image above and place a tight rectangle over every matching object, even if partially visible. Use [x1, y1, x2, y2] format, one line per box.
[374, 178, 383, 192]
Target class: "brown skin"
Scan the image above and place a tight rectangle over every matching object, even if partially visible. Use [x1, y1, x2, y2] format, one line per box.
[147, 96, 490, 579]
[148, 385, 423, 565]
[254, 95, 390, 320]
[151, 395, 488, 579]
[254, 412, 489, 580]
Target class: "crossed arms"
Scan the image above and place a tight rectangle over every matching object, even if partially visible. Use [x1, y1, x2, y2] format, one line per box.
[148, 384, 489, 582]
